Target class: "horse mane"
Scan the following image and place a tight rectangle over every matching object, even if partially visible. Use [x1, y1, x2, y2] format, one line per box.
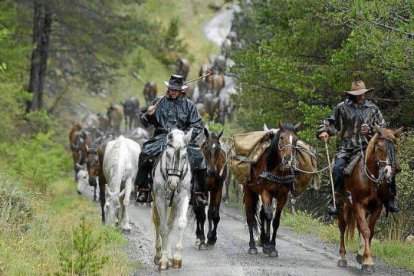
[266, 123, 296, 171]
[365, 129, 397, 163]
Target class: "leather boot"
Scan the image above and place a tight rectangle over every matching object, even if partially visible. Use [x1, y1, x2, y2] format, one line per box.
[386, 176, 400, 213]
[193, 169, 208, 206]
[135, 156, 152, 203]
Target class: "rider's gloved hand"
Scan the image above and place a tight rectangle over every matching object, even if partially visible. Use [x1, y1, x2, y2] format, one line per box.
[319, 131, 329, 143]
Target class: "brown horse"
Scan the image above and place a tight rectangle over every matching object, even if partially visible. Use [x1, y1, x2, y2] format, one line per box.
[206, 73, 225, 95]
[175, 57, 190, 81]
[107, 104, 124, 137]
[69, 123, 86, 180]
[243, 123, 315, 256]
[193, 128, 227, 249]
[143, 82, 158, 105]
[337, 126, 403, 272]
[86, 134, 114, 202]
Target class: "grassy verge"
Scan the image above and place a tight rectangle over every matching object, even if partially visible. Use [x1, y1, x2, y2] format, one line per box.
[281, 211, 414, 272]
[0, 175, 136, 275]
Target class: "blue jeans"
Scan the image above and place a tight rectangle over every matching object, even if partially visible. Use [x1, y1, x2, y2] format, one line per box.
[333, 157, 349, 191]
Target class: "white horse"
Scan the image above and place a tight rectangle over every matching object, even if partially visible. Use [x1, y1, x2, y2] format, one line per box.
[152, 129, 193, 270]
[76, 167, 89, 195]
[103, 135, 141, 231]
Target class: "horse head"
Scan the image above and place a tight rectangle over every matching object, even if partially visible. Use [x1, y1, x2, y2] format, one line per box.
[162, 129, 192, 191]
[274, 122, 301, 169]
[202, 128, 224, 176]
[104, 185, 125, 226]
[369, 126, 404, 183]
[76, 167, 89, 195]
[86, 148, 100, 187]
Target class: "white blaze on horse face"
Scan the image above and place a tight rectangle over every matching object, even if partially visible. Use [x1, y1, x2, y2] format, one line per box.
[76, 169, 89, 195]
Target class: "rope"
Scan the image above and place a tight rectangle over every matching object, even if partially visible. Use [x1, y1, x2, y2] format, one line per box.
[293, 163, 333, 174]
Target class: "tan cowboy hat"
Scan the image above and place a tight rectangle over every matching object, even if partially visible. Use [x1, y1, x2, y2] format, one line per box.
[345, 80, 374, 96]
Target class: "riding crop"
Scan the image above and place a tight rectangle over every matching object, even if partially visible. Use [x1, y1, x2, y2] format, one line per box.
[325, 141, 336, 208]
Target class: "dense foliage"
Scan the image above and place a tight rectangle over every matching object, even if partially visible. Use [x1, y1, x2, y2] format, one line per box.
[231, 0, 414, 132]
[230, 0, 414, 241]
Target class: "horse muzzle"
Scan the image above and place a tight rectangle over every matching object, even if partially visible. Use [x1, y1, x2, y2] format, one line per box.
[88, 178, 97, 187]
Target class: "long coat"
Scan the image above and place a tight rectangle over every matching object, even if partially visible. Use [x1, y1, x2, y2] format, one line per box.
[140, 93, 206, 170]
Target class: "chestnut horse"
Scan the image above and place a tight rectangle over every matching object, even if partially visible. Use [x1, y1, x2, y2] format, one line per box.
[337, 126, 403, 272]
[243, 123, 315, 256]
[194, 128, 227, 249]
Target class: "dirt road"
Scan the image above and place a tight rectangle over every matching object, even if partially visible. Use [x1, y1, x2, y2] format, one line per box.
[124, 203, 407, 276]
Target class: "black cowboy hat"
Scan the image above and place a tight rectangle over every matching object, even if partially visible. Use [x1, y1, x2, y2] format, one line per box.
[163, 74, 188, 90]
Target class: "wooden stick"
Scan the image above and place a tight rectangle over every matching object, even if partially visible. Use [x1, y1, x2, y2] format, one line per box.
[325, 142, 336, 207]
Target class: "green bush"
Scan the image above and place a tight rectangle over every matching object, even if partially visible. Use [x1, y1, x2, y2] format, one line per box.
[58, 217, 109, 275]
[0, 132, 71, 192]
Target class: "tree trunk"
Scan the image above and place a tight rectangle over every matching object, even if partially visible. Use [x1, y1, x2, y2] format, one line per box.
[27, 0, 52, 112]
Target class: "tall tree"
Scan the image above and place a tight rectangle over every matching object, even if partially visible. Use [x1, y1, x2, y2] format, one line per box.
[27, 0, 52, 112]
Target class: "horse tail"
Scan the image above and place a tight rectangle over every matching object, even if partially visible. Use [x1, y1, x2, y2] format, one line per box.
[344, 204, 356, 241]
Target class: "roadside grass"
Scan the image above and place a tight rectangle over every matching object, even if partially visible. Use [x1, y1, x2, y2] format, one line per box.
[0, 175, 136, 275]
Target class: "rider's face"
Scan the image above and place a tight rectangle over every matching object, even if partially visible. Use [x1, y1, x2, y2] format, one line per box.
[355, 94, 366, 104]
[168, 89, 182, 99]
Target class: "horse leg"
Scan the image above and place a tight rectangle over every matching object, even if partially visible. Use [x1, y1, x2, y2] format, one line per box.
[155, 194, 170, 270]
[194, 203, 207, 250]
[355, 204, 375, 272]
[244, 185, 258, 254]
[172, 193, 189, 269]
[119, 179, 132, 231]
[269, 193, 287, 257]
[152, 197, 162, 265]
[208, 185, 222, 246]
[337, 206, 347, 267]
[99, 175, 106, 223]
[261, 191, 273, 255]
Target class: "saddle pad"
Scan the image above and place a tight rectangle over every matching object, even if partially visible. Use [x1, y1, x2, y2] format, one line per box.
[343, 152, 362, 176]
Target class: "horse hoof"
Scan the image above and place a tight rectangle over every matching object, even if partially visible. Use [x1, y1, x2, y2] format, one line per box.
[262, 245, 272, 255]
[248, 248, 258, 254]
[172, 258, 182, 269]
[154, 256, 160, 265]
[121, 228, 131, 234]
[337, 259, 347, 267]
[158, 261, 169, 271]
[206, 243, 214, 250]
[356, 254, 364, 264]
[268, 250, 278, 258]
[195, 239, 201, 246]
[362, 264, 375, 273]
[199, 243, 207, 250]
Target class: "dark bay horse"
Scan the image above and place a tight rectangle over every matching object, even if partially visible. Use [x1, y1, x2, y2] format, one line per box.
[175, 57, 190, 81]
[243, 123, 315, 256]
[194, 128, 227, 249]
[337, 126, 403, 272]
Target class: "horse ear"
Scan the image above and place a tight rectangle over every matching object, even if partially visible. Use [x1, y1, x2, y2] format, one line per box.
[393, 127, 404, 137]
[168, 132, 174, 142]
[204, 127, 209, 138]
[294, 122, 302, 132]
[218, 129, 224, 140]
[184, 128, 193, 144]
[278, 121, 283, 129]
[263, 123, 269, 131]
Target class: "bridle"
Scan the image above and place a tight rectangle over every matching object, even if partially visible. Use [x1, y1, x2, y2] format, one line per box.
[363, 136, 397, 184]
[160, 142, 189, 190]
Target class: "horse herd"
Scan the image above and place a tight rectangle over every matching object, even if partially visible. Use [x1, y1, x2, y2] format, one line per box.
[69, 104, 403, 273]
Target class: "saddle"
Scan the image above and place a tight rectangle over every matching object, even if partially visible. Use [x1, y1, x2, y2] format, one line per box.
[343, 152, 362, 176]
